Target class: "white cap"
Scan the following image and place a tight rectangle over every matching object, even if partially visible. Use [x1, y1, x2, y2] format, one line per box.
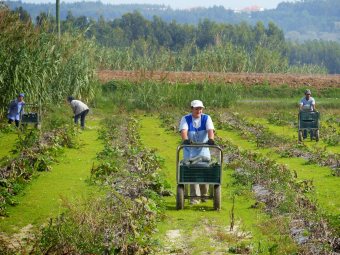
[191, 100, 204, 108]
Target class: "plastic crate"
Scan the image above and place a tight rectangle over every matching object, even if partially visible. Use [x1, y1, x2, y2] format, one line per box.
[21, 113, 39, 123]
[179, 164, 221, 183]
[299, 111, 319, 129]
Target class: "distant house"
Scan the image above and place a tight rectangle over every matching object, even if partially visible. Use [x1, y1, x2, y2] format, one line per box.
[234, 5, 264, 13]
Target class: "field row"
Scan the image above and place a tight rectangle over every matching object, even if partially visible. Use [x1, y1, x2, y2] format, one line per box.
[141, 114, 339, 254]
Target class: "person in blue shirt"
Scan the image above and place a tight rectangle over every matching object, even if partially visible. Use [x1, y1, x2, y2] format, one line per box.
[299, 89, 317, 139]
[7, 93, 25, 127]
[179, 100, 215, 204]
[299, 89, 316, 112]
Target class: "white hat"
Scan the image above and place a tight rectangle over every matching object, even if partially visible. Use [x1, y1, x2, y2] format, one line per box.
[191, 100, 204, 108]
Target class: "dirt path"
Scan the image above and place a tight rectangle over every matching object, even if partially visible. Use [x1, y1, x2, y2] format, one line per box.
[97, 70, 340, 88]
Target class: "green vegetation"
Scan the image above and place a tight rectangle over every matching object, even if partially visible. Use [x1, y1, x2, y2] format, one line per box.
[108, 80, 240, 111]
[0, 117, 102, 233]
[0, 106, 82, 216]
[0, 82, 339, 253]
[5, 0, 340, 42]
[4, 3, 340, 73]
[0, 2, 339, 253]
[0, 8, 98, 118]
[30, 115, 169, 254]
[139, 116, 298, 254]
[105, 80, 340, 112]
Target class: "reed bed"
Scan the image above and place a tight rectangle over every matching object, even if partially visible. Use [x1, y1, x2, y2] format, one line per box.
[95, 43, 328, 74]
[0, 9, 98, 117]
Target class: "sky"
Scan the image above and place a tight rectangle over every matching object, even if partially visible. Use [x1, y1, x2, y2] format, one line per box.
[21, 0, 299, 10]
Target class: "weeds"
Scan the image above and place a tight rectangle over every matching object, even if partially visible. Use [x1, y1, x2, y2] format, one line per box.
[0, 115, 79, 216]
[0, 9, 98, 117]
[34, 115, 169, 254]
[214, 111, 340, 175]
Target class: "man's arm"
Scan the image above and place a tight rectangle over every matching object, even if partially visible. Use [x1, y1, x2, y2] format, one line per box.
[208, 129, 214, 140]
[181, 129, 188, 140]
[179, 116, 188, 141]
[206, 116, 215, 140]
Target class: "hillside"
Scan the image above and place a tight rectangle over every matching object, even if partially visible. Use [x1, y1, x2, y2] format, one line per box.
[4, 0, 340, 42]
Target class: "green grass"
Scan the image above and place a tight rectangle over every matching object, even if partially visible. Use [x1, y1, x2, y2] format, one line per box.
[0, 116, 103, 234]
[0, 130, 17, 158]
[139, 116, 291, 254]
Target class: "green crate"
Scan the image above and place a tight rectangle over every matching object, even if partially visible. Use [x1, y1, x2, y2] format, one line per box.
[179, 164, 221, 183]
[21, 113, 39, 123]
[299, 111, 319, 129]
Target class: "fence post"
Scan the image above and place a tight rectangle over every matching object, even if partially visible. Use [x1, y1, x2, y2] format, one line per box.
[56, 0, 60, 39]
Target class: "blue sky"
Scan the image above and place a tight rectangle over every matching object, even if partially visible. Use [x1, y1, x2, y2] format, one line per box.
[21, 0, 298, 10]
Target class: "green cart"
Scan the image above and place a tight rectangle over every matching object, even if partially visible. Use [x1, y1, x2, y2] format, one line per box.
[298, 111, 320, 142]
[21, 103, 41, 129]
[176, 144, 223, 210]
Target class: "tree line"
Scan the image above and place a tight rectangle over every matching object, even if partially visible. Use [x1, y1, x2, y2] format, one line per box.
[5, 4, 340, 74]
[4, 0, 340, 42]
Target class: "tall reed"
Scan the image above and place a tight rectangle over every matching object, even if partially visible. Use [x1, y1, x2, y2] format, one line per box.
[0, 9, 97, 117]
[95, 42, 328, 74]
[106, 80, 240, 111]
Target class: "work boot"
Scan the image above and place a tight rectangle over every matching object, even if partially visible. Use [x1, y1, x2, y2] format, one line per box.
[190, 199, 200, 205]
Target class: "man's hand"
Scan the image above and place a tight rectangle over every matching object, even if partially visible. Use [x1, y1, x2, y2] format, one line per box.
[182, 139, 191, 145]
[207, 139, 215, 145]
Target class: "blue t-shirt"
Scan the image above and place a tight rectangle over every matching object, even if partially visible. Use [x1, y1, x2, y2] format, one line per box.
[8, 100, 25, 120]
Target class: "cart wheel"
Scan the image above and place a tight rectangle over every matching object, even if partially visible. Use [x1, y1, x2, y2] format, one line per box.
[213, 185, 221, 211]
[298, 130, 303, 142]
[315, 130, 319, 142]
[176, 184, 184, 210]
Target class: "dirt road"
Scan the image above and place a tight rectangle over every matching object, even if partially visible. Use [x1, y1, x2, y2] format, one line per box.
[97, 70, 340, 88]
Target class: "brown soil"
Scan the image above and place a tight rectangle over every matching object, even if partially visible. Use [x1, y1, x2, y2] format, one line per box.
[97, 70, 340, 88]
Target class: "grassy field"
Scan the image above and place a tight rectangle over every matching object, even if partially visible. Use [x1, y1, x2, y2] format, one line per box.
[139, 116, 297, 254]
[0, 117, 103, 234]
[0, 81, 339, 254]
[0, 135, 16, 159]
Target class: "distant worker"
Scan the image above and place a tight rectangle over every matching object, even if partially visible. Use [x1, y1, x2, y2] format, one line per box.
[179, 100, 215, 204]
[299, 89, 316, 112]
[7, 93, 25, 127]
[67, 96, 89, 129]
[299, 89, 316, 139]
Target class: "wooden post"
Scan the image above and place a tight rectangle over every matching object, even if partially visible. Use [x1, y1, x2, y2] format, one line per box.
[56, 0, 60, 38]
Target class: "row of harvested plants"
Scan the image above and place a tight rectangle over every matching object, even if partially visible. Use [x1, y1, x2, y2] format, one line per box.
[159, 111, 340, 254]
[0, 120, 79, 216]
[212, 111, 340, 176]
[20, 116, 169, 254]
